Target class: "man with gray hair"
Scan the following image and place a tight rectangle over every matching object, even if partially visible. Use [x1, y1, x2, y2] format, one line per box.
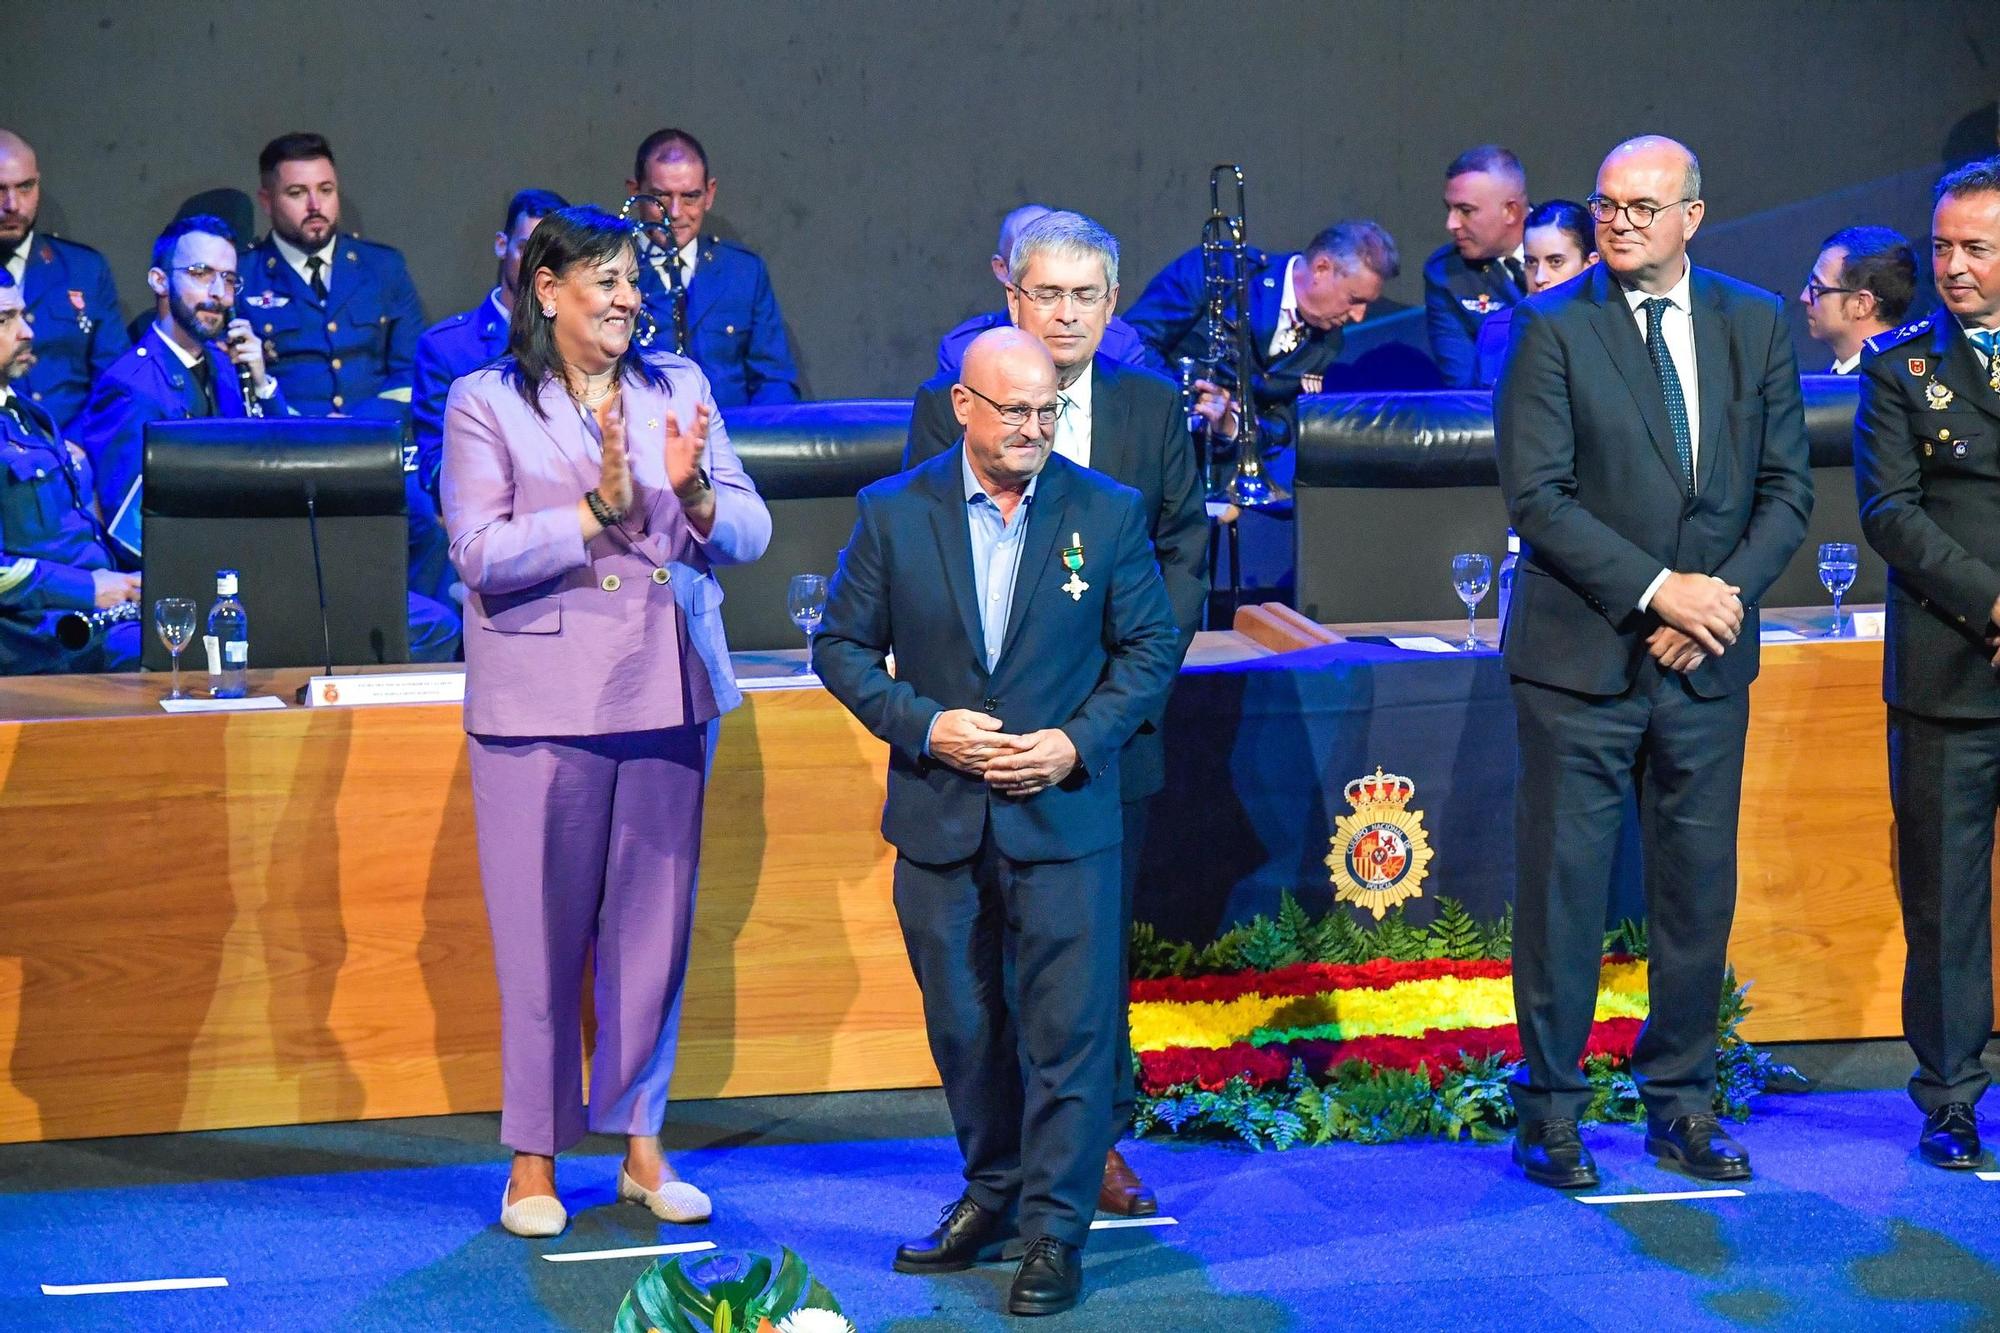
[906, 210, 1208, 1219]
[933, 203, 1160, 379]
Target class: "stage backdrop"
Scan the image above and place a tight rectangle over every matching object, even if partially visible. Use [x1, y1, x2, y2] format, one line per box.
[4, 1, 1994, 397]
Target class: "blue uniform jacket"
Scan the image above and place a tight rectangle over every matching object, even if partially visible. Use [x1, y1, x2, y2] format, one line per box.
[412, 291, 509, 492]
[71, 324, 289, 554]
[636, 236, 799, 408]
[237, 233, 425, 420]
[0, 394, 124, 672]
[18, 233, 132, 430]
[934, 310, 1163, 380]
[1423, 243, 1522, 388]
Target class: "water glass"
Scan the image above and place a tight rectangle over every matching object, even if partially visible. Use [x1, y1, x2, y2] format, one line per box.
[154, 597, 197, 699]
[788, 574, 829, 674]
[1817, 542, 1858, 636]
[1451, 553, 1492, 651]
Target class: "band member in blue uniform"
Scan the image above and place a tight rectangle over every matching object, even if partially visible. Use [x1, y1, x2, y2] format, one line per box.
[625, 128, 800, 408]
[412, 188, 567, 496]
[0, 271, 139, 674]
[1802, 226, 1915, 375]
[0, 130, 131, 431]
[1425, 145, 1530, 388]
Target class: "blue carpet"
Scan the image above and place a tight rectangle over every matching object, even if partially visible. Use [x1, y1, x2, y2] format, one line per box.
[4, 1069, 2000, 1330]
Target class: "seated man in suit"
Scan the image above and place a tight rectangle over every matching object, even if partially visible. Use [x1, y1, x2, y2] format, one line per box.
[411, 188, 566, 496]
[817, 329, 1180, 1317]
[1125, 219, 1397, 450]
[1802, 225, 1915, 374]
[625, 127, 800, 407]
[1474, 199, 1599, 387]
[907, 210, 1208, 1218]
[74, 216, 459, 662]
[1426, 144, 1530, 388]
[934, 204, 1159, 379]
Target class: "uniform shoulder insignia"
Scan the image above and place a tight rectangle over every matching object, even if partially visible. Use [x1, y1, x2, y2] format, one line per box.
[1865, 311, 1936, 356]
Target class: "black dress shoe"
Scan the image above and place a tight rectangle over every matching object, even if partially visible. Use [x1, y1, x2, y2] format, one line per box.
[1513, 1117, 1598, 1189]
[893, 1196, 1010, 1274]
[1646, 1113, 1752, 1181]
[1007, 1235, 1083, 1317]
[1920, 1103, 1983, 1169]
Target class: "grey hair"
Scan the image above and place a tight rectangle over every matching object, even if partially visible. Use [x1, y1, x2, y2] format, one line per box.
[1936, 154, 2000, 203]
[1306, 219, 1401, 280]
[1008, 210, 1119, 291]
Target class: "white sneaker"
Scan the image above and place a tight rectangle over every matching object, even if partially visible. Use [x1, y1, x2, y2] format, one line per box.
[618, 1168, 712, 1223]
[499, 1183, 567, 1238]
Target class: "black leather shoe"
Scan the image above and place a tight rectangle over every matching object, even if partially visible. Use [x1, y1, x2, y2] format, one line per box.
[1646, 1113, 1752, 1181]
[893, 1196, 1010, 1274]
[1920, 1103, 1983, 1169]
[1007, 1236, 1083, 1317]
[1513, 1117, 1598, 1189]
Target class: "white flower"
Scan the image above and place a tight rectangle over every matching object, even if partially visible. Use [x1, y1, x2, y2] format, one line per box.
[777, 1310, 855, 1333]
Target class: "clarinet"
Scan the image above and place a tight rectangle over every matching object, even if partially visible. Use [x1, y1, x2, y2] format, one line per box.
[218, 316, 263, 418]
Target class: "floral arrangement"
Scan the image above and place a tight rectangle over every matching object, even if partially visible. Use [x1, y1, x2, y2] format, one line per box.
[1130, 894, 1796, 1149]
[615, 1248, 850, 1333]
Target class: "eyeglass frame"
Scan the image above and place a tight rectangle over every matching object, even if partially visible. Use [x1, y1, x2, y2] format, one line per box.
[958, 380, 1067, 428]
[1584, 194, 1699, 230]
[1803, 279, 1864, 305]
[168, 264, 243, 295]
[1009, 282, 1111, 312]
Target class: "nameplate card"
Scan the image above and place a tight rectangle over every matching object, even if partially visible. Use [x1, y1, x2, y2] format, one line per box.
[301, 672, 466, 708]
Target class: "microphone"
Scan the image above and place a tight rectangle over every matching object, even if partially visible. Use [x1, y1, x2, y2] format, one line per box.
[294, 479, 336, 704]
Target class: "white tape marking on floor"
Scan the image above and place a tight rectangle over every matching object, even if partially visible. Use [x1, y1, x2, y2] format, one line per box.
[42, 1277, 229, 1296]
[1091, 1215, 1179, 1230]
[1577, 1189, 1747, 1205]
[541, 1241, 718, 1264]
[1976, 1171, 2000, 1182]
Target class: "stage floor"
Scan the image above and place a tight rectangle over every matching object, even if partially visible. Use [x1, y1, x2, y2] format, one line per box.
[4, 1044, 1999, 1331]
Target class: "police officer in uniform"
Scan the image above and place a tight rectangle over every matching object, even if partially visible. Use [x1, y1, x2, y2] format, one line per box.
[0, 130, 131, 431]
[0, 271, 138, 674]
[1423, 145, 1529, 389]
[625, 128, 801, 408]
[1853, 155, 2000, 1170]
[411, 188, 566, 497]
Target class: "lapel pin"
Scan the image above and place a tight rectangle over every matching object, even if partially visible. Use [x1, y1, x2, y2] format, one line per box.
[1926, 379, 1954, 411]
[1060, 532, 1089, 602]
[1909, 358, 1926, 376]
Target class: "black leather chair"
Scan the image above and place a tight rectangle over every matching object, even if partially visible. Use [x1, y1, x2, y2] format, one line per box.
[141, 418, 410, 669]
[1292, 375, 1872, 624]
[717, 400, 911, 650]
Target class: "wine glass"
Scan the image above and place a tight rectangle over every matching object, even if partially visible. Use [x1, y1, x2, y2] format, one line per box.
[1451, 553, 1492, 651]
[787, 574, 828, 674]
[1818, 541, 1858, 636]
[154, 597, 197, 699]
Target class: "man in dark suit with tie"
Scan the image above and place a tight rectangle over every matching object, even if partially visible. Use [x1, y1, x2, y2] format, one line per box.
[1124, 220, 1397, 449]
[816, 328, 1180, 1317]
[1496, 136, 1812, 1188]
[1425, 144, 1529, 388]
[1853, 154, 2000, 1169]
[906, 210, 1208, 1217]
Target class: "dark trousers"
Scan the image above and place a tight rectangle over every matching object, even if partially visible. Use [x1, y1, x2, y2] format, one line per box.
[1510, 660, 1749, 1122]
[1889, 705, 2000, 1113]
[893, 827, 1122, 1249]
[1109, 797, 1146, 1141]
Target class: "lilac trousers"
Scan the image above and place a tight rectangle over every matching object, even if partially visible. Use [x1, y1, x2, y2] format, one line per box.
[467, 725, 707, 1156]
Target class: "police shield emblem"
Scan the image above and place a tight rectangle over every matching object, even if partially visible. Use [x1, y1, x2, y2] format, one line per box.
[1326, 767, 1434, 920]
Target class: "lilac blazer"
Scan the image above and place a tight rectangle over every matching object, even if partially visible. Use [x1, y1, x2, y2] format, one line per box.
[441, 353, 771, 737]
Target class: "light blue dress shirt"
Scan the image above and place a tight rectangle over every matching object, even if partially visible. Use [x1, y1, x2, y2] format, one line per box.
[923, 450, 1039, 753]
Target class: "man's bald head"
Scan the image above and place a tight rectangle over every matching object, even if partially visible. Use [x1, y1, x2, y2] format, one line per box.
[954, 328, 1059, 491]
[1594, 135, 1705, 292]
[961, 326, 1054, 391]
[1602, 135, 1701, 202]
[0, 131, 41, 248]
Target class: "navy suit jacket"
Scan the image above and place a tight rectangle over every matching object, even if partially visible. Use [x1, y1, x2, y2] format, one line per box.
[238, 233, 425, 420]
[72, 325, 290, 551]
[814, 449, 1180, 864]
[17, 233, 131, 430]
[412, 293, 510, 491]
[1495, 263, 1813, 699]
[637, 236, 800, 408]
[903, 355, 1208, 800]
[1424, 243, 1523, 388]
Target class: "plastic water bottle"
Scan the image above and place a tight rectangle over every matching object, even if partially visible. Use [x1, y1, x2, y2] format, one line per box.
[205, 569, 249, 698]
[1496, 529, 1520, 639]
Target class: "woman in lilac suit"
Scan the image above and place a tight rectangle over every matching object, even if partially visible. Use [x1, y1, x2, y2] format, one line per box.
[441, 206, 770, 1238]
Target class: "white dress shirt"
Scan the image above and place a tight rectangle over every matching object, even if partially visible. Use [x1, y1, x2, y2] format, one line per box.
[2, 230, 28, 287]
[1625, 260, 1700, 612]
[1267, 254, 1308, 359]
[151, 320, 203, 369]
[1052, 362, 1093, 468]
[1830, 352, 1861, 375]
[272, 231, 338, 296]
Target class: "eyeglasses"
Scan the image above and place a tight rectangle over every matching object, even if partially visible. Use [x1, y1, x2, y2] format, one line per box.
[172, 264, 242, 294]
[1011, 284, 1109, 311]
[959, 381, 1065, 428]
[1804, 280, 1860, 304]
[1585, 195, 1697, 230]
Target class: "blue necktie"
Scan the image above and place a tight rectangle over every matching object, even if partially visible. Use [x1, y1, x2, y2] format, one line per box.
[1972, 327, 2000, 392]
[1643, 297, 1693, 494]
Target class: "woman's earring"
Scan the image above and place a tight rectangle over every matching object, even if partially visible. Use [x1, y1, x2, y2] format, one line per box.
[541, 305, 556, 318]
